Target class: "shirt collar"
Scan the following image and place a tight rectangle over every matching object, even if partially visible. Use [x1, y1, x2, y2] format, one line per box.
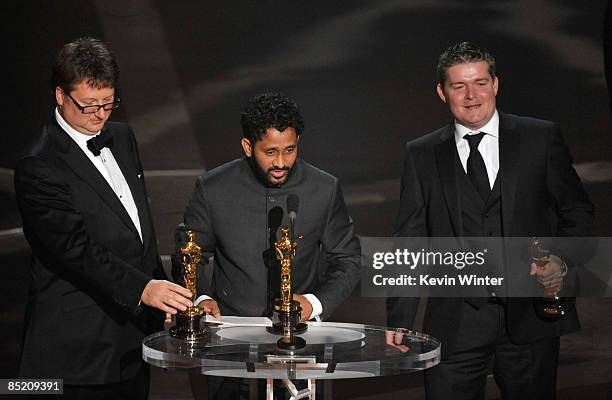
[454, 109, 499, 145]
[55, 107, 101, 150]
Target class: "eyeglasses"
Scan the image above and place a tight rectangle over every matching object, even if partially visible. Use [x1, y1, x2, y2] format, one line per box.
[64, 91, 121, 114]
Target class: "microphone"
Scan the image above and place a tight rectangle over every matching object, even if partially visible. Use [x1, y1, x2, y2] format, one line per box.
[286, 194, 299, 250]
[287, 194, 299, 221]
[268, 206, 284, 231]
[265, 206, 284, 317]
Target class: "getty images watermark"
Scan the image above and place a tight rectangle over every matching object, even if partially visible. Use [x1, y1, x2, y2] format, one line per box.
[370, 247, 505, 288]
[360, 237, 608, 298]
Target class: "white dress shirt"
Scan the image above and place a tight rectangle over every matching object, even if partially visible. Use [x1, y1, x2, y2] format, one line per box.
[454, 110, 500, 189]
[55, 108, 143, 241]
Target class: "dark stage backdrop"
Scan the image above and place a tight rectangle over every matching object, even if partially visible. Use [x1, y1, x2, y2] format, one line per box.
[2, 2, 612, 398]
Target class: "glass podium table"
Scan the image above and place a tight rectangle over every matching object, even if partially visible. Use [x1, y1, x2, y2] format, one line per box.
[143, 321, 440, 399]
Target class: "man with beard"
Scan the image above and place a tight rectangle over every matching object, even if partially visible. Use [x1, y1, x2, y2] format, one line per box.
[175, 92, 361, 399]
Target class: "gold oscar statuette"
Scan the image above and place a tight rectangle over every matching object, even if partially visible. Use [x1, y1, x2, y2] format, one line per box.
[267, 227, 307, 350]
[529, 237, 573, 320]
[170, 230, 207, 341]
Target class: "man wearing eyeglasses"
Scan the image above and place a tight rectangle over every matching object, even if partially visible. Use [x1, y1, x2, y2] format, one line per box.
[14, 37, 193, 399]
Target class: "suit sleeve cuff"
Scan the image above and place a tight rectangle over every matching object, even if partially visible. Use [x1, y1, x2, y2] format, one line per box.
[195, 294, 212, 305]
[303, 293, 323, 321]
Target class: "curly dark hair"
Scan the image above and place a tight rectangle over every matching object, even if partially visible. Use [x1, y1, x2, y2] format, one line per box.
[51, 37, 119, 94]
[437, 42, 496, 86]
[240, 92, 304, 143]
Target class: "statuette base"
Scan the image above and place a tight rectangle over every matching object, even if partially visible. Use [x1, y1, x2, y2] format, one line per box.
[170, 308, 207, 342]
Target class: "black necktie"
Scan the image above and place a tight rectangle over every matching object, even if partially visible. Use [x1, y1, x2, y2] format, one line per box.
[464, 132, 490, 200]
[86, 130, 114, 157]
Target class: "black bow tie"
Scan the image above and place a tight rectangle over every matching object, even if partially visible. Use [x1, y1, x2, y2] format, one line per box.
[86, 130, 114, 156]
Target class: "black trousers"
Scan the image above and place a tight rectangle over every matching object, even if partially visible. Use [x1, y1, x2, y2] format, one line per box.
[206, 376, 252, 399]
[23, 364, 150, 400]
[425, 301, 559, 400]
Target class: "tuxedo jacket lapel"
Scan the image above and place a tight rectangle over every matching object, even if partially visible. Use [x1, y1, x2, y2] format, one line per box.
[48, 122, 143, 243]
[434, 125, 463, 237]
[498, 114, 521, 236]
[112, 135, 152, 250]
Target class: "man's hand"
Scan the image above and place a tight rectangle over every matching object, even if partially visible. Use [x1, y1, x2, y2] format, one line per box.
[141, 280, 193, 314]
[530, 254, 565, 289]
[197, 298, 222, 320]
[385, 330, 409, 353]
[164, 299, 221, 323]
[293, 294, 313, 321]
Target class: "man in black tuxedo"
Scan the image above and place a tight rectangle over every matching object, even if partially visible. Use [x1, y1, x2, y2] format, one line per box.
[176, 92, 361, 399]
[14, 37, 193, 399]
[387, 42, 594, 399]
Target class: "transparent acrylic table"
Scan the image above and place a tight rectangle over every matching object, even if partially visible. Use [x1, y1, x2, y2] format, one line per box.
[143, 321, 440, 399]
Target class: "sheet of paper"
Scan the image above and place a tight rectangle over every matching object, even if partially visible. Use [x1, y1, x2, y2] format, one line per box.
[205, 315, 273, 327]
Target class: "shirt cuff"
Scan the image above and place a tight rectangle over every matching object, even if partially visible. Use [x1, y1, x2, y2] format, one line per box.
[303, 293, 323, 320]
[195, 294, 212, 305]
